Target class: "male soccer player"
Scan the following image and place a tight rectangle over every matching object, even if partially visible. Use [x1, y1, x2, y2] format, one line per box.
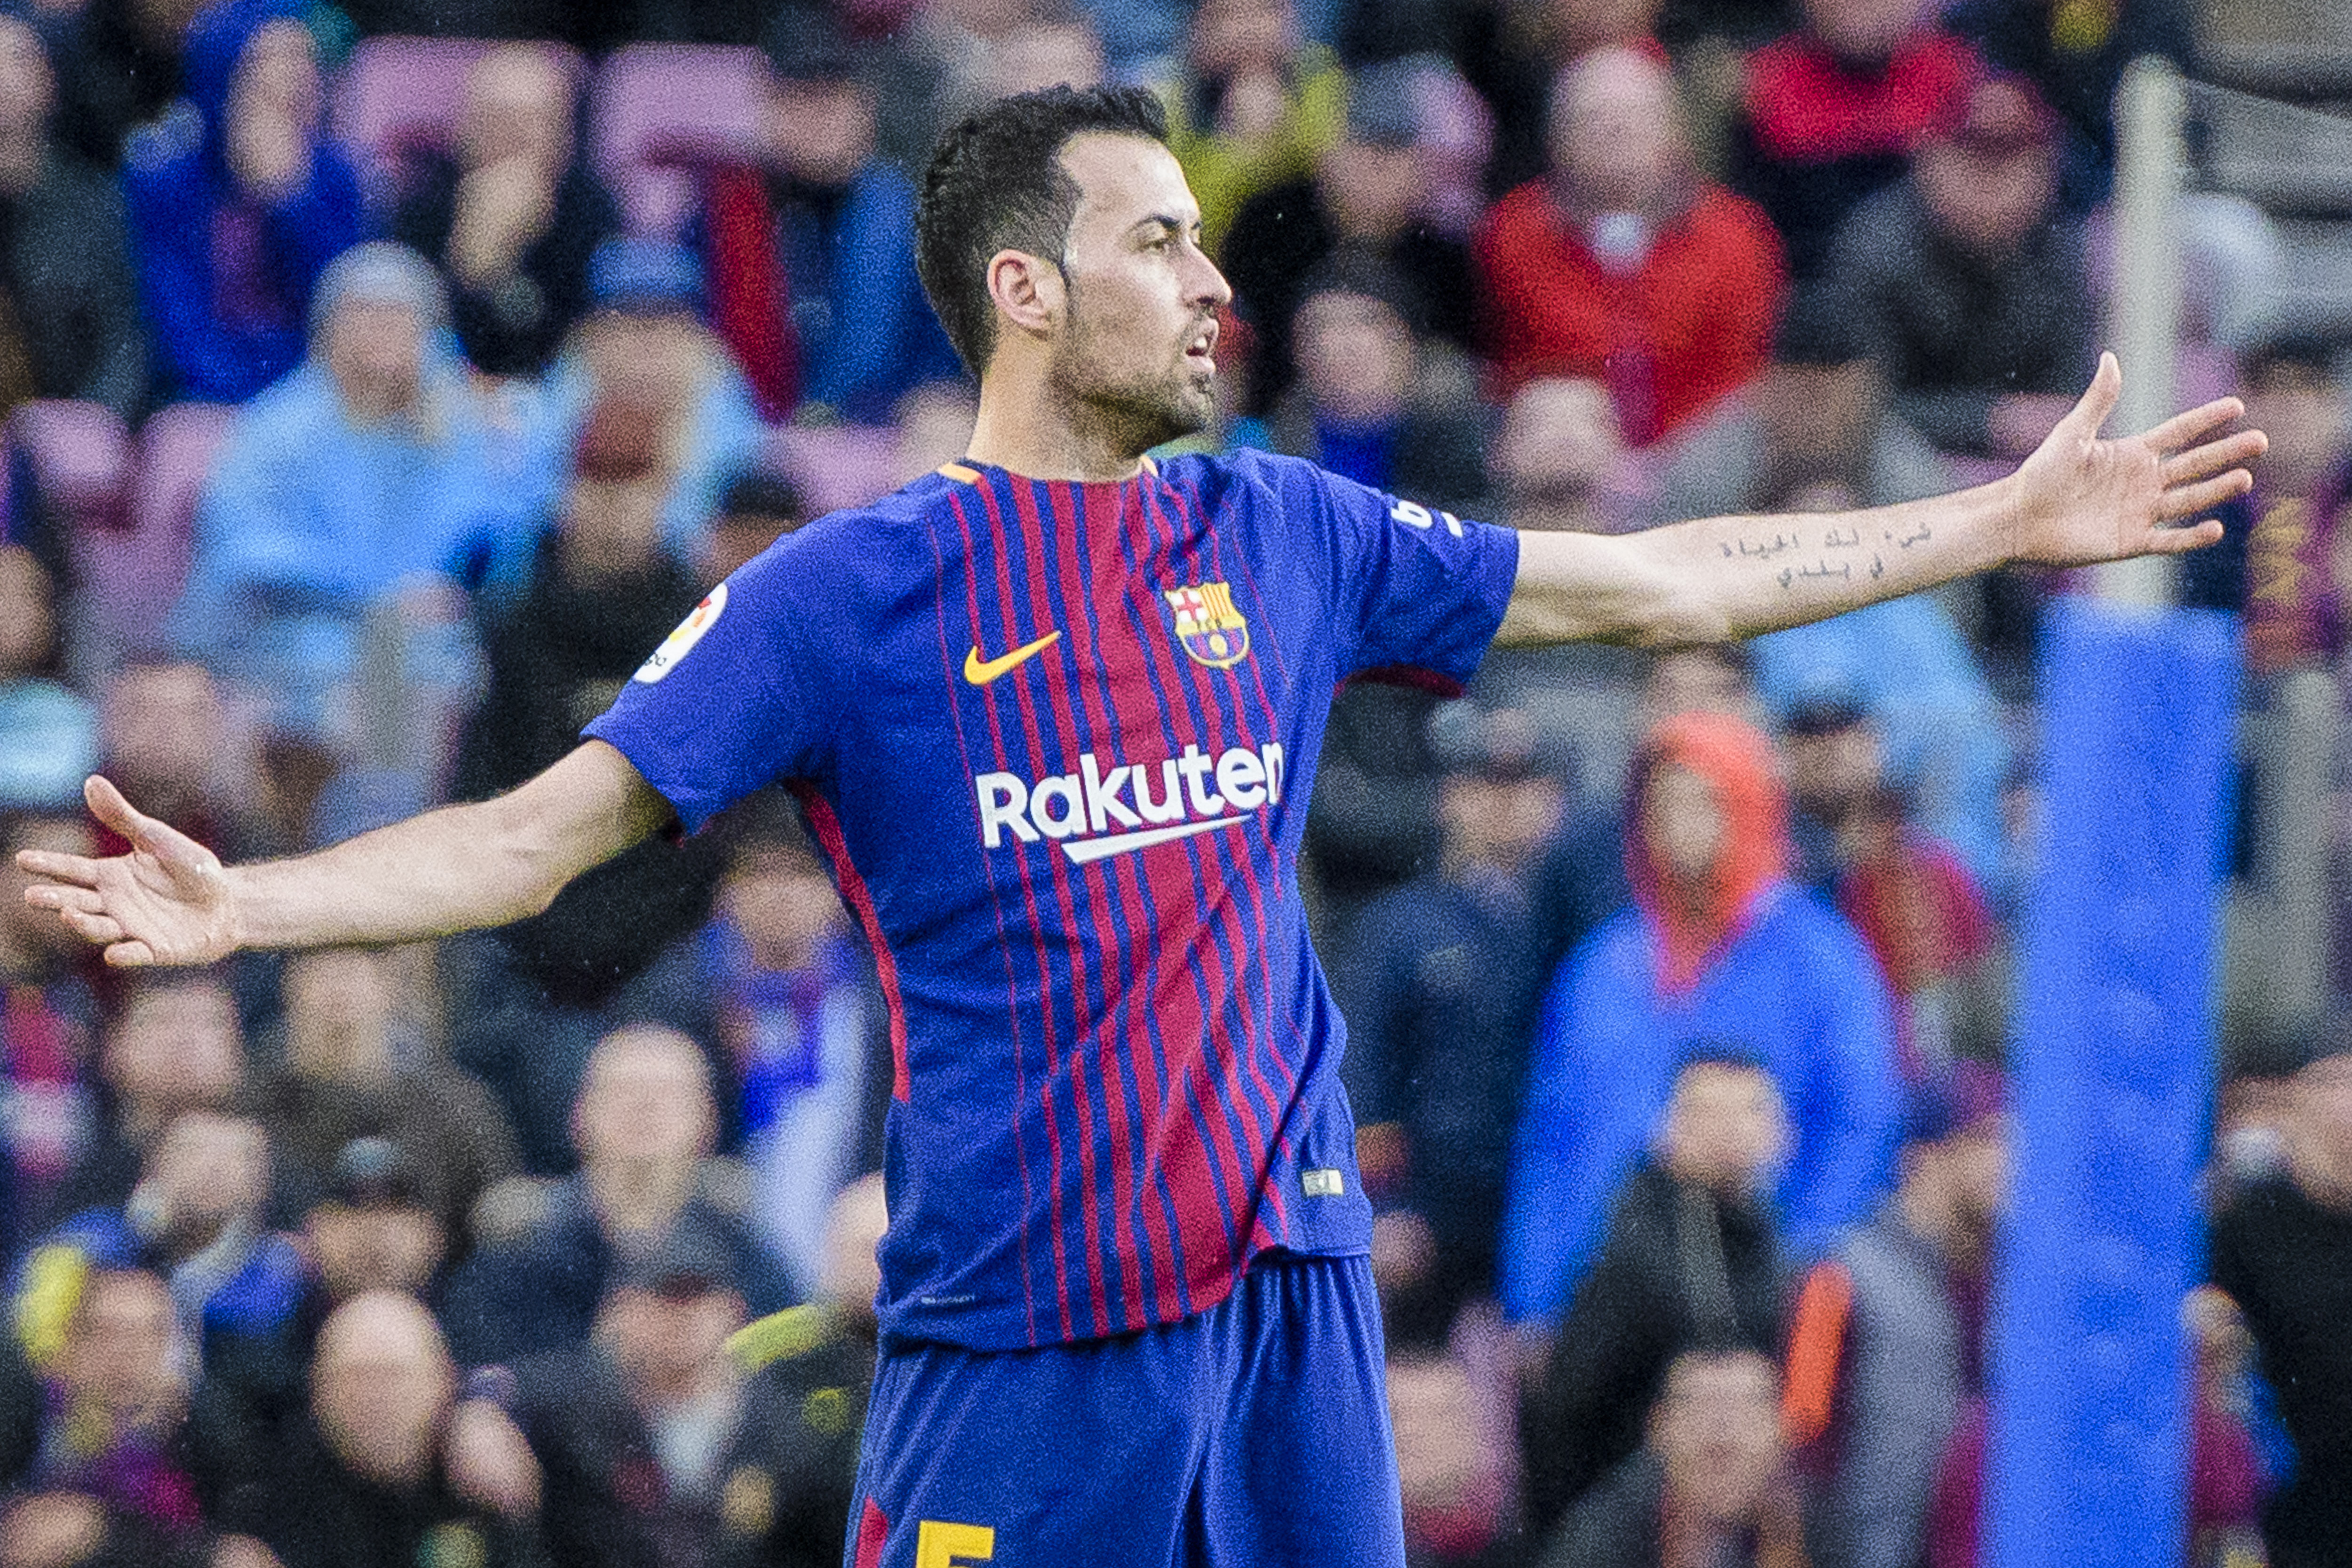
[20, 86, 2261, 1568]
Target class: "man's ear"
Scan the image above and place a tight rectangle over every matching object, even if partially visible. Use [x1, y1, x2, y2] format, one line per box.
[986, 249, 1064, 345]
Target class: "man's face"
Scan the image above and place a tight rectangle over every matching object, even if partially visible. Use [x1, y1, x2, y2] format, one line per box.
[1941, 1118, 2010, 1228]
[1040, 133, 1231, 451]
[307, 1202, 446, 1301]
[1781, 721, 1882, 818]
[1498, 377, 1623, 523]
[313, 1301, 453, 1485]
[148, 1112, 269, 1236]
[2288, 1055, 2352, 1202]
[1917, 138, 2056, 260]
[105, 982, 243, 1113]
[1640, 763, 1725, 891]
[61, 1271, 179, 1419]
[1638, 650, 1754, 731]
[1660, 1061, 1789, 1194]
[763, 76, 876, 187]
[1800, 0, 1928, 64]
[1292, 289, 1412, 424]
[1751, 360, 1879, 478]
[1550, 49, 1681, 215]
[0, 547, 56, 679]
[103, 663, 225, 800]
[325, 301, 425, 422]
[1439, 772, 1565, 876]
[1652, 1354, 1785, 1525]
[1319, 140, 1423, 241]
[604, 1285, 743, 1398]
[573, 1029, 715, 1169]
[230, 19, 320, 133]
[0, 20, 55, 145]
[283, 949, 397, 1085]
[460, 46, 571, 169]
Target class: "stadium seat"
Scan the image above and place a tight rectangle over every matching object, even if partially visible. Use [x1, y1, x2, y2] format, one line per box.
[333, 36, 587, 203]
[764, 424, 906, 516]
[591, 43, 768, 238]
[79, 402, 236, 647]
[6, 401, 131, 538]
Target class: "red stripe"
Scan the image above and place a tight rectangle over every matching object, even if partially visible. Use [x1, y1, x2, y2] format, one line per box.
[1139, 478, 1291, 1249]
[1009, 476, 1146, 1332]
[1121, 477, 1285, 1280]
[1089, 486, 1255, 1312]
[951, 489, 1075, 1344]
[925, 518, 1041, 1345]
[977, 475, 1111, 1340]
[1049, 477, 1187, 1324]
[792, 785, 909, 1104]
[853, 1498, 890, 1568]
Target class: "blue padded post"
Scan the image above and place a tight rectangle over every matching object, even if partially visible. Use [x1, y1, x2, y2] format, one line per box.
[1983, 598, 2237, 1567]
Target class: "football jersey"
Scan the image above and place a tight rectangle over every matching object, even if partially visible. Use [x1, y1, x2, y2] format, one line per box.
[586, 447, 1519, 1350]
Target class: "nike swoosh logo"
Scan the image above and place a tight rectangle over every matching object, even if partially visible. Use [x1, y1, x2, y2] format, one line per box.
[963, 631, 1063, 685]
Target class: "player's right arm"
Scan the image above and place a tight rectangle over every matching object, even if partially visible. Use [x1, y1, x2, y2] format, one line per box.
[15, 739, 672, 967]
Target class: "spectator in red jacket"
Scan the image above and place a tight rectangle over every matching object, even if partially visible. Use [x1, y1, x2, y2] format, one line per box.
[1474, 45, 1782, 446]
[1732, 0, 1981, 279]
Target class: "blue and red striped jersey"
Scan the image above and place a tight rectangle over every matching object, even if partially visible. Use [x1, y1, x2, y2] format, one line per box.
[586, 447, 1519, 1350]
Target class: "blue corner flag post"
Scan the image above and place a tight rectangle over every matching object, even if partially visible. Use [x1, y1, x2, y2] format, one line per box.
[1984, 599, 2238, 1567]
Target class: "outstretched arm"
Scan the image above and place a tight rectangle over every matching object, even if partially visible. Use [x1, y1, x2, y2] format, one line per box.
[1499, 353, 2267, 648]
[16, 740, 672, 966]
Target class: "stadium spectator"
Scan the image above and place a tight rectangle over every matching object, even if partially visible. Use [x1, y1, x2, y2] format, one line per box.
[1829, 784, 2001, 1075]
[1648, 284, 1952, 529]
[1924, 1287, 2269, 1568]
[707, 815, 888, 1301]
[389, 44, 620, 380]
[212, 1291, 547, 1568]
[864, 0, 1077, 179]
[701, 471, 808, 588]
[1451, 0, 1672, 200]
[91, 663, 251, 863]
[1519, 1048, 1790, 1540]
[1338, 708, 1569, 1341]
[962, 1, 1108, 112]
[1235, 255, 1488, 514]
[255, 947, 519, 1239]
[0, 548, 96, 820]
[2183, 333, 2352, 673]
[1488, 375, 1631, 536]
[2209, 1024, 2352, 1568]
[1220, 57, 1478, 414]
[1157, 0, 1347, 251]
[1745, 484, 2012, 897]
[701, 8, 963, 425]
[171, 242, 525, 779]
[443, 1026, 792, 1368]
[0, 1262, 210, 1566]
[1729, 0, 1979, 280]
[121, 0, 364, 404]
[499, 1224, 866, 1568]
[452, 395, 727, 1019]
[1388, 1334, 1514, 1567]
[0, 807, 101, 1249]
[27, 1109, 303, 1367]
[1539, 1349, 1825, 1568]
[517, 239, 766, 564]
[46, 974, 245, 1231]
[0, 15, 147, 422]
[1945, 0, 2193, 212]
[1500, 710, 1903, 1322]
[1780, 1060, 2005, 1568]
[1475, 45, 1783, 445]
[40, 0, 198, 169]
[1823, 74, 2095, 461]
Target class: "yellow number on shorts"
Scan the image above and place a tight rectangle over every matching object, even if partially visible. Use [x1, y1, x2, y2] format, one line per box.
[914, 1520, 995, 1568]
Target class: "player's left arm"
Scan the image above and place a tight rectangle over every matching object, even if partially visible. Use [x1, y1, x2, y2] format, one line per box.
[1497, 353, 2266, 649]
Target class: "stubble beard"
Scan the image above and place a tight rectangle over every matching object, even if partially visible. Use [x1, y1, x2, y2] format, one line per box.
[1048, 300, 1216, 462]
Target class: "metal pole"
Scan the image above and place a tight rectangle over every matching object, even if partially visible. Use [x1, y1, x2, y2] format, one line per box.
[2098, 56, 2188, 607]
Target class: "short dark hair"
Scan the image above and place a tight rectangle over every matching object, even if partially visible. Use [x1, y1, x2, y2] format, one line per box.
[916, 84, 1169, 374]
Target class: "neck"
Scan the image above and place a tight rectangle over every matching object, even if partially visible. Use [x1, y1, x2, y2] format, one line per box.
[588, 1160, 696, 1236]
[0, 134, 40, 195]
[965, 366, 1153, 484]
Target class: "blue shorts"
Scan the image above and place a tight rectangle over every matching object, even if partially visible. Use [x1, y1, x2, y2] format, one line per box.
[844, 1252, 1403, 1568]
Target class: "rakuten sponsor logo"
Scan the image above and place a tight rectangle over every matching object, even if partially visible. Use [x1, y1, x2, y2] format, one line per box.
[976, 742, 1287, 865]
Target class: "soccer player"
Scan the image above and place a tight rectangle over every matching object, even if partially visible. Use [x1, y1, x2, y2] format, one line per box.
[19, 87, 2260, 1568]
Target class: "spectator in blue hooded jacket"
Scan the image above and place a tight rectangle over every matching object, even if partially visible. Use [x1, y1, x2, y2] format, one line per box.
[1500, 710, 1903, 1324]
[173, 242, 530, 773]
[121, 0, 364, 404]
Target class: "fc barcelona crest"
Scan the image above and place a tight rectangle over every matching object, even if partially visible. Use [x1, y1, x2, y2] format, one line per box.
[1165, 582, 1251, 669]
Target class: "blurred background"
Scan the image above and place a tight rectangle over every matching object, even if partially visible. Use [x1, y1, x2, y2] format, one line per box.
[0, 0, 2347, 1562]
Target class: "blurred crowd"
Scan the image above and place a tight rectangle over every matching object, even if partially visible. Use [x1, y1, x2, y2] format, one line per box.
[0, 0, 2348, 1563]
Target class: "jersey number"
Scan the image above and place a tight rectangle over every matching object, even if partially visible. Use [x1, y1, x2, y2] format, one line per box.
[1390, 499, 1465, 538]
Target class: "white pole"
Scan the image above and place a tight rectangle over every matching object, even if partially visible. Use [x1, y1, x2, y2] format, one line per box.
[2098, 56, 2188, 607]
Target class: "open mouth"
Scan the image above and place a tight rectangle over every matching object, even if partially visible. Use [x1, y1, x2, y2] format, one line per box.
[1184, 321, 1219, 367]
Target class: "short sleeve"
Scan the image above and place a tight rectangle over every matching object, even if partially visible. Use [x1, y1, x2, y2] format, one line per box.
[582, 534, 835, 833]
[1276, 456, 1520, 688]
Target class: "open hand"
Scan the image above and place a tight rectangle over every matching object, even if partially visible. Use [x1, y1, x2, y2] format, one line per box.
[14, 776, 239, 968]
[2007, 352, 2266, 568]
